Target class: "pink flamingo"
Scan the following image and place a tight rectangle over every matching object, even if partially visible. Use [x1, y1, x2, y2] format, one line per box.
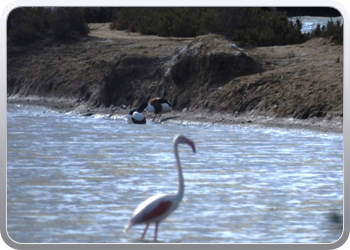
[124, 135, 196, 241]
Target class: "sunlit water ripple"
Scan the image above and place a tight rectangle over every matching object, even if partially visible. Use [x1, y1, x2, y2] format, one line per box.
[7, 104, 343, 243]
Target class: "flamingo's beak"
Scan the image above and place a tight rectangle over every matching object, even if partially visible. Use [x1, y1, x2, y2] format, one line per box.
[188, 140, 196, 153]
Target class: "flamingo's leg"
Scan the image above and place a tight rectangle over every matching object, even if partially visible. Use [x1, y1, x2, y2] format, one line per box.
[154, 222, 159, 241]
[141, 223, 149, 239]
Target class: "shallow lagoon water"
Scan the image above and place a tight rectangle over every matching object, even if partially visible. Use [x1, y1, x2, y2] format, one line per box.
[7, 104, 343, 243]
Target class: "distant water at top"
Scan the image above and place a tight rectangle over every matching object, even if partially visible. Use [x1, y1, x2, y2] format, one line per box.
[289, 16, 343, 33]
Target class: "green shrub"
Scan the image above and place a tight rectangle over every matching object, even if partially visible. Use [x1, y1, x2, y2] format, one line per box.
[221, 8, 307, 46]
[49, 8, 89, 39]
[7, 7, 50, 45]
[111, 7, 209, 37]
[82, 7, 114, 23]
[110, 7, 342, 46]
[7, 7, 89, 45]
[110, 7, 308, 46]
[311, 19, 343, 43]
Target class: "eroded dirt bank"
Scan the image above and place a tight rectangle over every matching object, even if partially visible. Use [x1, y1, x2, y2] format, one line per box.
[7, 23, 343, 133]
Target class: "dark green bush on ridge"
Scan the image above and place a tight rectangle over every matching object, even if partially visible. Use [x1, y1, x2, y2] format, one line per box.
[7, 7, 343, 47]
[110, 7, 309, 46]
[49, 8, 89, 40]
[7, 8, 50, 45]
[7, 7, 89, 45]
[110, 7, 343, 46]
[311, 19, 343, 43]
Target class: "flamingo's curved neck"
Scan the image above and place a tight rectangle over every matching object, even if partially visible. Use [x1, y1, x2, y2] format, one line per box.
[174, 142, 184, 201]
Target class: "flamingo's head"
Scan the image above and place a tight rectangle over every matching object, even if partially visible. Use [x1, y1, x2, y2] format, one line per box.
[174, 135, 196, 153]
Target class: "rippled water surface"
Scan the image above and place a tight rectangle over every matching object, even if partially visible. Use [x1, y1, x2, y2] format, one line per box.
[7, 104, 343, 243]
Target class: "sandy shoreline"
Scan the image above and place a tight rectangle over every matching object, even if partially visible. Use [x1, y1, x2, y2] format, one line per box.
[7, 96, 343, 134]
